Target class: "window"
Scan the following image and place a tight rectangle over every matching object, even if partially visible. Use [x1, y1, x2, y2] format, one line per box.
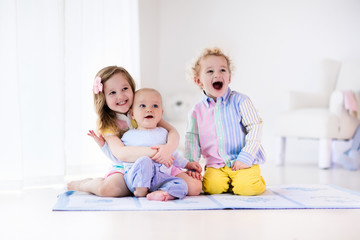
[0, 0, 140, 189]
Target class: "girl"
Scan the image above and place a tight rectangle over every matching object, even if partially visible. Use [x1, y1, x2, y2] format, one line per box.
[67, 66, 202, 197]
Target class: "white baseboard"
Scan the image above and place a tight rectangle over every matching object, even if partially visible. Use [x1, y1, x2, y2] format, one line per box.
[0, 175, 64, 191]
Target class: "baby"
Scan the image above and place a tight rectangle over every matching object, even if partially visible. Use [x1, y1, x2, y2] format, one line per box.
[122, 88, 202, 201]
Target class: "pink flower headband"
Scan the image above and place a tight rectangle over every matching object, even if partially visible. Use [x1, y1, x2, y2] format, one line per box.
[93, 76, 103, 94]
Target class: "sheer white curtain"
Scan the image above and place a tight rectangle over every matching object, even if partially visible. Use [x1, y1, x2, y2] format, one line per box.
[64, 0, 140, 176]
[0, 0, 139, 190]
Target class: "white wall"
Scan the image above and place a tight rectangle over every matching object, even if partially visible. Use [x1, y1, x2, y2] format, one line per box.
[139, 0, 360, 164]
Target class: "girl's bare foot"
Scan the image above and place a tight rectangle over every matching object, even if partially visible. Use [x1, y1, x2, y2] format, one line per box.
[67, 178, 92, 191]
[146, 191, 175, 201]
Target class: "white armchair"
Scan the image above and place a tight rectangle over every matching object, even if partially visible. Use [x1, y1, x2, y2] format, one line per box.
[276, 59, 360, 169]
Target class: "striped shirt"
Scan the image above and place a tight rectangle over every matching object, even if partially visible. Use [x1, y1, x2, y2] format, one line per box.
[185, 88, 266, 168]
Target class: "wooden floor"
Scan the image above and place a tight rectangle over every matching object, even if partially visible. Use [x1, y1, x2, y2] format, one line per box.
[2, 162, 360, 240]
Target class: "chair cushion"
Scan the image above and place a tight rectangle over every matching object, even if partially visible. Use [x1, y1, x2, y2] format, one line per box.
[276, 108, 345, 139]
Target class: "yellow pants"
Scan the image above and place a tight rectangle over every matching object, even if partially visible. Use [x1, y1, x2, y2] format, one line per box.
[202, 164, 266, 196]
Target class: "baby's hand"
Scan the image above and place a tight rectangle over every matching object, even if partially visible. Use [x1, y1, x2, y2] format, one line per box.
[185, 162, 202, 173]
[151, 145, 174, 167]
[186, 170, 202, 180]
[232, 161, 250, 171]
[87, 130, 105, 147]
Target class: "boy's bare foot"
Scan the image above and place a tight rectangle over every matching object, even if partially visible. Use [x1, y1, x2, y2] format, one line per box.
[146, 191, 175, 201]
[67, 178, 92, 191]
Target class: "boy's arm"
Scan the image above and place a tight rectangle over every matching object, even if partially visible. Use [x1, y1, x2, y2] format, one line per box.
[104, 134, 157, 163]
[184, 112, 201, 163]
[235, 97, 263, 169]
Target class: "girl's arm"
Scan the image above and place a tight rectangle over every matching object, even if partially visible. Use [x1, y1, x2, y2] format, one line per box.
[104, 135, 157, 163]
[88, 130, 105, 147]
[151, 118, 180, 162]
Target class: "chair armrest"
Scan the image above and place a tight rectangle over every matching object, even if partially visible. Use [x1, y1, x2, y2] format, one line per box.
[289, 91, 328, 109]
[329, 90, 345, 116]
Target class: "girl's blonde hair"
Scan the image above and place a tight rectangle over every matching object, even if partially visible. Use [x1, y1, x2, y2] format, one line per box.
[190, 47, 233, 81]
[93, 66, 136, 136]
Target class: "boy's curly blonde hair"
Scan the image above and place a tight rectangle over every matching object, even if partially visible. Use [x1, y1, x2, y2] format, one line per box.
[190, 47, 233, 82]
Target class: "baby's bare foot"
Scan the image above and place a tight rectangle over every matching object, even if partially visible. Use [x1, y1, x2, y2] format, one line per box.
[67, 178, 92, 191]
[146, 191, 175, 201]
[134, 187, 148, 197]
